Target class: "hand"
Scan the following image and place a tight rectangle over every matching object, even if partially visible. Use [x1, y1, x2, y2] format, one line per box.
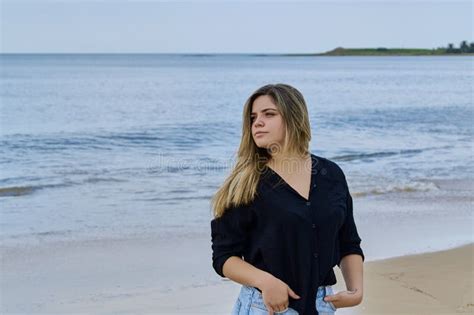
[323, 289, 362, 309]
[259, 275, 301, 314]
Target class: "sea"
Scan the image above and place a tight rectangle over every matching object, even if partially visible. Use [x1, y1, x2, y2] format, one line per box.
[0, 54, 472, 250]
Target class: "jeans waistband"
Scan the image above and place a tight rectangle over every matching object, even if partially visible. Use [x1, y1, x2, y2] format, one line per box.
[241, 285, 328, 297]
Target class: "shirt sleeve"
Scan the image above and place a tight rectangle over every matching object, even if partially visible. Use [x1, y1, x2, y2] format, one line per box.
[337, 177, 365, 267]
[210, 203, 255, 278]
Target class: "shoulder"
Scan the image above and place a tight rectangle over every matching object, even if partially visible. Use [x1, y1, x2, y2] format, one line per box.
[311, 154, 347, 181]
[213, 201, 255, 221]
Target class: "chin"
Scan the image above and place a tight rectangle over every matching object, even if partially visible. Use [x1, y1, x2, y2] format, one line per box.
[254, 141, 268, 148]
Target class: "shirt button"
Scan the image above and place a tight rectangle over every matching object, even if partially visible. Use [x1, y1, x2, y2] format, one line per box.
[306, 201, 311, 206]
[312, 223, 316, 229]
[313, 253, 319, 258]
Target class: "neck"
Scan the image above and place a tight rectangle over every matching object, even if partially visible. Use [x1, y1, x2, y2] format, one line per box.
[267, 152, 311, 174]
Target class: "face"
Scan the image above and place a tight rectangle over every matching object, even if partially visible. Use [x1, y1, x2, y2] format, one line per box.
[250, 95, 285, 151]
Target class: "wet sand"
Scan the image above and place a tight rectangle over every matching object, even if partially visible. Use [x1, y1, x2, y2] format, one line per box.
[334, 243, 474, 315]
[1, 237, 472, 314]
[1, 179, 472, 314]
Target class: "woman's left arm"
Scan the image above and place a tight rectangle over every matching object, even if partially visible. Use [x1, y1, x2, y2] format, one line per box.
[325, 171, 365, 308]
[325, 253, 363, 308]
[339, 253, 363, 303]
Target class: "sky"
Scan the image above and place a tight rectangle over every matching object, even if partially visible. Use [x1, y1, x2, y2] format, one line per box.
[0, 0, 472, 54]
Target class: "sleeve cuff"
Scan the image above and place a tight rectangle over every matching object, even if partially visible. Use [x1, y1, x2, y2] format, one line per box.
[212, 254, 235, 278]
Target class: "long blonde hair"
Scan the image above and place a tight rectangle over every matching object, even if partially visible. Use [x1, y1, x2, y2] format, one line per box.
[211, 83, 312, 218]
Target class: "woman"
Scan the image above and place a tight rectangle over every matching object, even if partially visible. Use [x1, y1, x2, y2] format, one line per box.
[210, 84, 364, 315]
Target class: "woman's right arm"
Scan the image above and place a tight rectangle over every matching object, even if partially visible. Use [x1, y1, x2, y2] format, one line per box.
[211, 205, 300, 312]
[210, 204, 275, 287]
[210, 203, 261, 281]
[210, 204, 280, 289]
[221, 256, 274, 290]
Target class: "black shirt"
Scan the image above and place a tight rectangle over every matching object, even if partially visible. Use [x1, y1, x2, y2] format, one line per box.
[210, 153, 365, 315]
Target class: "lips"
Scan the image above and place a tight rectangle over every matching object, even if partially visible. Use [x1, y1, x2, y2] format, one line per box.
[254, 132, 268, 136]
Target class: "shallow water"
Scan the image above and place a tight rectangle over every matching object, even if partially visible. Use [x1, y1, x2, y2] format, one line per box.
[0, 54, 472, 246]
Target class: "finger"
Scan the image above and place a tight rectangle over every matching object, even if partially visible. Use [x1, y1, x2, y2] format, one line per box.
[273, 304, 284, 313]
[274, 307, 288, 313]
[324, 294, 338, 302]
[279, 305, 289, 313]
[287, 287, 301, 299]
[275, 304, 288, 313]
[265, 304, 274, 315]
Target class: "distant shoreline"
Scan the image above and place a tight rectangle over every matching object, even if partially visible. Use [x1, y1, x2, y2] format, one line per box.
[283, 53, 474, 57]
[284, 47, 474, 56]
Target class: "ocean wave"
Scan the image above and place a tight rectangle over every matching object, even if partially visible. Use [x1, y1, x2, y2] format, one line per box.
[0, 186, 37, 197]
[332, 146, 453, 162]
[3, 229, 76, 241]
[133, 195, 214, 202]
[1, 123, 233, 152]
[0, 182, 76, 197]
[0, 177, 125, 197]
[82, 177, 127, 184]
[353, 181, 440, 197]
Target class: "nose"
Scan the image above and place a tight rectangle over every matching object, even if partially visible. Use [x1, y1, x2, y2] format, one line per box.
[253, 116, 264, 128]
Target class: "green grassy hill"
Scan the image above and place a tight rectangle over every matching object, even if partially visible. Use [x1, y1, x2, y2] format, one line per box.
[314, 47, 473, 56]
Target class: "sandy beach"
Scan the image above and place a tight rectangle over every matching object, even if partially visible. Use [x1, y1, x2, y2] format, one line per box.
[1, 180, 473, 314]
[335, 243, 474, 315]
[1, 237, 472, 314]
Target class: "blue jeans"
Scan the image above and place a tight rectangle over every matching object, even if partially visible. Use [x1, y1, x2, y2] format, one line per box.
[231, 284, 337, 314]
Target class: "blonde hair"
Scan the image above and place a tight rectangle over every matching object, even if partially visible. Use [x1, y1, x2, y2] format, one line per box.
[211, 83, 312, 218]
